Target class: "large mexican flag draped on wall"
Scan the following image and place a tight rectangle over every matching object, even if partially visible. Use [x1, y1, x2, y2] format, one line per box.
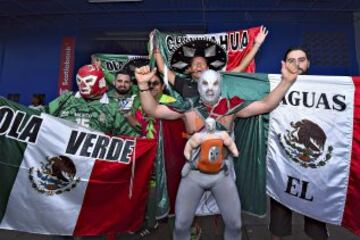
[221, 72, 360, 235]
[0, 98, 157, 236]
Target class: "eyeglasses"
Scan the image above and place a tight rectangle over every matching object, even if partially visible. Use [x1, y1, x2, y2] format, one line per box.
[191, 62, 207, 68]
[286, 57, 307, 64]
[148, 81, 161, 88]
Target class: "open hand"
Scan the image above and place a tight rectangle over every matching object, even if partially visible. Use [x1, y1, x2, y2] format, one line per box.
[254, 25, 269, 47]
[91, 55, 101, 68]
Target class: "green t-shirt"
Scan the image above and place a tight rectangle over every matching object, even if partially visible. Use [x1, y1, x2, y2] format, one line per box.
[45, 92, 139, 136]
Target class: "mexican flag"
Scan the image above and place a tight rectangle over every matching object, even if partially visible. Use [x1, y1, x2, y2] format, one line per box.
[0, 98, 157, 236]
[162, 119, 187, 214]
[221, 72, 271, 216]
[150, 26, 261, 74]
[221, 72, 360, 235]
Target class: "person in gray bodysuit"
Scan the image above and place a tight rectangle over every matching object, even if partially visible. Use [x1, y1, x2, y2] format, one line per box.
[180, 117, 241, 239]
[135, 65, 299, 240]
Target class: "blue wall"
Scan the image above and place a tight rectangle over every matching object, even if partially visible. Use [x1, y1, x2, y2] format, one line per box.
[0, 15, 358, 106]
[0, 30, 67, 105]
[208, 18, 358, 76]
[255, 23, 357, 76]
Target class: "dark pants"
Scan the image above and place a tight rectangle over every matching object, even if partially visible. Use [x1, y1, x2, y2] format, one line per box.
[269, 198, 328, 240]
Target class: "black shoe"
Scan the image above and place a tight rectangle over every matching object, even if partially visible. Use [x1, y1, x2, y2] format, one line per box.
[136, 221, 159, 238]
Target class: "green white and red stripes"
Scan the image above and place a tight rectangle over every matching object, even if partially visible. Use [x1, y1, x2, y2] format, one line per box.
[0, 98, 156, 236]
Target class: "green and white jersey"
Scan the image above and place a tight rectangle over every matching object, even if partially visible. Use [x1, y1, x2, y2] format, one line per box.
[46, 92, 139, 136]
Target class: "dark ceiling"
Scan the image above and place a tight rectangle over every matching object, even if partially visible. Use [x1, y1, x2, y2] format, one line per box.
[1, 0, 360, 55]
[1, 0, 360, 33]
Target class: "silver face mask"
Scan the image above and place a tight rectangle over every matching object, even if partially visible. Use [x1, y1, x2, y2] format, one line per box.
[198, 70, 221, 105]
[205, 117, 216, 133]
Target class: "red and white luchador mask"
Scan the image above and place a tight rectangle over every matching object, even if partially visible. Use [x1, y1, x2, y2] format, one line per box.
[76, 64, 107, 99]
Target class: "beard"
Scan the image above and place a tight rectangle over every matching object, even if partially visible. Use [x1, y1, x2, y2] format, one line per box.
[297, 64, 309, 75]
[116, 88, 130, 95]
[298, 68, 309, 75]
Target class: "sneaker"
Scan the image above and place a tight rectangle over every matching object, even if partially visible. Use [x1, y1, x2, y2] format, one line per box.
[190, 224, 202, 240]
[136, 221, 159, 238]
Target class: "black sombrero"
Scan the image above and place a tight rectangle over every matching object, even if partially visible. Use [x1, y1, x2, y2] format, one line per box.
[170, 39, 227, 73]
[122, 57, 150, 76]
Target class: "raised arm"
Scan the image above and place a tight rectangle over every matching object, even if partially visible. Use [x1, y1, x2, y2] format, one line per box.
[236, 60, 298, 118]
[135, 66, 182, 120]
[230, 26, 268, 73]
[150, 30, 176, 85]
[91, 54, 101, 68]
[91, 54, 115, 85]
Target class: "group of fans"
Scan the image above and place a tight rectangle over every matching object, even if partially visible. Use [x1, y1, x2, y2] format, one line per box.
[35, 26, 328, 240]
